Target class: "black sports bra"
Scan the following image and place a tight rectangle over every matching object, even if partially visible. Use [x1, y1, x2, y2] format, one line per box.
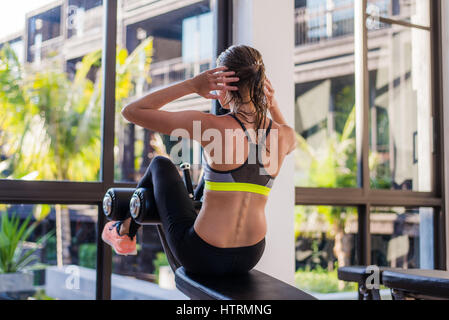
[202, 113, 275, 196]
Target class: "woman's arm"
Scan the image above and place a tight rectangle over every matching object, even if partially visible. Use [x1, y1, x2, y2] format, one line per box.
[264, 78, 297, 154]
[121, 66, 239, 139]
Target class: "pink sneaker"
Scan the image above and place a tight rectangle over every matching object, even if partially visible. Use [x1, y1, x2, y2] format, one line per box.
[101, 221, 137, 256]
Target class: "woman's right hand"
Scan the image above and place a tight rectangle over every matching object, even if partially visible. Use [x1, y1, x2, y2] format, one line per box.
[188, 66, 239, 100]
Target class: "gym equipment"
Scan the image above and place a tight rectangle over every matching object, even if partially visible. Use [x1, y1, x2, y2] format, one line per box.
[180, 162, 203, 211]
[102, 188, 135, 221]
[130, 187, 160, 225]
[338, 266, 449, 300]
[102, 162, 317, 300]
[180, 163, 194, 199]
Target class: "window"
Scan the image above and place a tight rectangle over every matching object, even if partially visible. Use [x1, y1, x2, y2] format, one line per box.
[110, 0, 215, 299]
[0, 1, 103, 182]
[27, 6, 62, 63]
[371, 206, 434, 269]
[67, 0, 104, 39]
[294, 0, 357, 188]
[0, 203, 97, 300]
[115, 0, 212, 185]
[368, 12, 433, 191]
[293, 0, 443, 298]
[295, 205, 358, 295]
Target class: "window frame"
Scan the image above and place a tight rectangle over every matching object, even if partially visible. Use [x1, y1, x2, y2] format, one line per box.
[294, 0, 446, 270]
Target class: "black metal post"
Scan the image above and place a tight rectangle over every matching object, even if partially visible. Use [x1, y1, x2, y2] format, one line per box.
[100, 0, 118, 188]
[96, 205, 112, 300]
[430, 0, 447, 270]
[212, 0, 233, 115]
[96, 0, 118, 300]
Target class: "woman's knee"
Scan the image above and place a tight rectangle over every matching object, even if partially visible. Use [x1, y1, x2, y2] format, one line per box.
[149, 155, 180, 182]
[150, 156, 176, 172]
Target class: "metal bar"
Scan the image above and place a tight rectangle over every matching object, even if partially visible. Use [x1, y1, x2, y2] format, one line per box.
[212, 0, 233, 115]
[430, 0, 446, 270]
[355, 0, 370, 193]
[356, 0, 371, 267]
[100, 0, 118, 189]
[96, 0, 118, 300]
[213, 0, 233, 58]
[96, 205, 112, 300]
[0, 181, 104, 204]
[357, 204, 371, 265]
[440, 0, 449, 271]
[295, 188, 442, 207]
[369, 15, 431, 31]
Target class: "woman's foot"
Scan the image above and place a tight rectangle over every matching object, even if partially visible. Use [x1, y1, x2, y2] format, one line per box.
[101, 221, 137, 256]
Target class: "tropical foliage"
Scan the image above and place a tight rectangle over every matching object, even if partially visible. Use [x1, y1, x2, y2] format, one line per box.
[0, 36, 155, 265]
[0, 213, 53, 273]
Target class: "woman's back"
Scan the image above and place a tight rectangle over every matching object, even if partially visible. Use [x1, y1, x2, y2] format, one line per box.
[194, 113, 291, 248]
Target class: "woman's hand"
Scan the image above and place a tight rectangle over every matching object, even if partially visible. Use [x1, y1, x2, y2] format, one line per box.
[187, 66, 239, 100]
[264, 78, 278, 110]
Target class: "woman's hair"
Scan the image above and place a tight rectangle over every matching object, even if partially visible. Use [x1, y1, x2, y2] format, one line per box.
[217, 45, 268, 134]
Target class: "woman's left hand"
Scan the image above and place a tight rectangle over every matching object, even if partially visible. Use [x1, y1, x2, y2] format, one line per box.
[264, 78, 278, 110]
[188, 66, 239, 100]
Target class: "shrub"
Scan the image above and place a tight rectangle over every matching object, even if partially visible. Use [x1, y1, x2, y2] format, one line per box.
[78, 243, 97, 269]
[295, 265, 357, 294]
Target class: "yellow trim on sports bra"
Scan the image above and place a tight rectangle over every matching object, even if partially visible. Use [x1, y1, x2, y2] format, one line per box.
[204, 180, 271, 196]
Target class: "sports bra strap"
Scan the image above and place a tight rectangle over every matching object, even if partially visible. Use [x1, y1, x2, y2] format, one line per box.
[228, 113, 254, 143]
[228, 113, 273, 145]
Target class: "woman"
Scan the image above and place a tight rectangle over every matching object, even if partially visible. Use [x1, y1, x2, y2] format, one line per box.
[102, 45, 296, 275]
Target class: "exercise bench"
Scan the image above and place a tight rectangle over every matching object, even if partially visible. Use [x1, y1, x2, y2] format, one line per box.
[338, 265, 449, 300]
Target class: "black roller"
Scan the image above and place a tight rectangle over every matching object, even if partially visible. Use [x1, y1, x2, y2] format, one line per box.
[130, 187, 160, 225]
[102, 188, 135, 221]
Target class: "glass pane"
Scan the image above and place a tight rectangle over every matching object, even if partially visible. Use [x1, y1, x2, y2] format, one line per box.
[367, 0, 430, 28]
[110, 226, 187, 300]
[368, 23, 432, 191]
[295, 205, 358, 298]
[0, 1, 103, 182]
[295, 0, 355, 46]
[0, 204, 97, 300]
[115, 0, 212, 185]
[371, 206, 434, 269]
[294, 1, 357, 188]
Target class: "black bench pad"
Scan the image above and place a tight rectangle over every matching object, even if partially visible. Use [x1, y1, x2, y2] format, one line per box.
[338, 266, 401, 283]
[382, 269, 449, 299]
[175, 267, 317, 300]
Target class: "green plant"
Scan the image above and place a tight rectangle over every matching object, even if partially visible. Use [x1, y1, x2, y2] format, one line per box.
[0, 37, 154, 265]
[153, 252, 169, 284]
[30, 289, 55, 300]
[78, 243, 97, 269]
[295, 265, 357, 294]
[0, 213, 53, 274]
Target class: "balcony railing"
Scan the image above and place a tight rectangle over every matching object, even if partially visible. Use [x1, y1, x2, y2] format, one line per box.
[295, 4, 355, 46]
[295, 1, 394, 47]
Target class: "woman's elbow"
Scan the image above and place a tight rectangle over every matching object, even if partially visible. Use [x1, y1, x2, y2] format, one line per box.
[121, 104, 133, 121]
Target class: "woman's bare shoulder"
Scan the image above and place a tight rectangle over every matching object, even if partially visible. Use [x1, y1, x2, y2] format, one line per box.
[270, 120, 297, 154]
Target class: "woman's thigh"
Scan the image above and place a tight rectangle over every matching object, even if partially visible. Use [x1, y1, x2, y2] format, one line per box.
[146, 156, 197, 257]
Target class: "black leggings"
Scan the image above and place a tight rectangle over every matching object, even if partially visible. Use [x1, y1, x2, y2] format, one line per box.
[129, 156, 265, 276]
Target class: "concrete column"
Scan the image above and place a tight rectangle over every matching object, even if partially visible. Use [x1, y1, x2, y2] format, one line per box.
[233, 0, 296, 285]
